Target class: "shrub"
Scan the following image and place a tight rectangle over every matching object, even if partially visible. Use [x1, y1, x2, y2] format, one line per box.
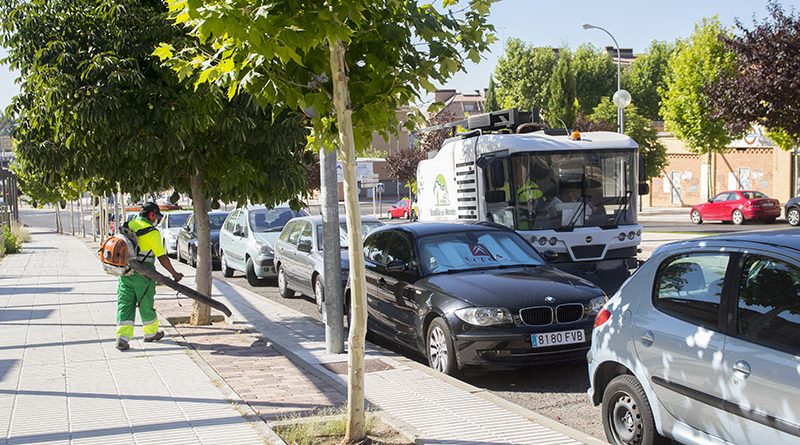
[3, 225, 22, 254]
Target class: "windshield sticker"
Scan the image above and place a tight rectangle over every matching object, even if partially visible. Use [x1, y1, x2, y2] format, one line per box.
[466, 243, 498, 263]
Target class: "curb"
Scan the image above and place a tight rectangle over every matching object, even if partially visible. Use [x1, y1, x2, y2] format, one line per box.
[214, 276, 607, 445]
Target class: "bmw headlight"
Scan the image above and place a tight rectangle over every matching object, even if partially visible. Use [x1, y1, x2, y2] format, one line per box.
[259, 244, 273, 255]
[587, 295, 608, 314]
[454, 307, 513, 326]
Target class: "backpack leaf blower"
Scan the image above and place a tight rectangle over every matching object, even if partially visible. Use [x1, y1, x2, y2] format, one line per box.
[99, 223, 233, 317]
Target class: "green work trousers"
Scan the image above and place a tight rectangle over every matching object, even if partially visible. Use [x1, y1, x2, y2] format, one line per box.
[115, 271, 159, 341]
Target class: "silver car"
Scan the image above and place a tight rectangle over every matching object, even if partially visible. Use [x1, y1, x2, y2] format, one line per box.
[158, 210, 192, 256]
[273, 216, 384, 311]
[219, 205, 308, 285]
[588, 229, 800, 445]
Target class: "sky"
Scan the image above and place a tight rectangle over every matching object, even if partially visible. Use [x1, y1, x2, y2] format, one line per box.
[1, 0, 798, 111]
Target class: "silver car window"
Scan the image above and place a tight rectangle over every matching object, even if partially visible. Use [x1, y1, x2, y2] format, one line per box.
[654, 253, 731, 329]
[737, 256, 800, 355]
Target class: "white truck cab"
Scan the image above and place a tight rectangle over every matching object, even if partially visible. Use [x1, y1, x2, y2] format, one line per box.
[417, 109, 649, 293]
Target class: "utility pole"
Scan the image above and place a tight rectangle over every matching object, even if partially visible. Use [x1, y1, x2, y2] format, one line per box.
[320, 146, 345, 353]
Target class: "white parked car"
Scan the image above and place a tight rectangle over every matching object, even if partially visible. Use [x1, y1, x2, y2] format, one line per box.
[219, 205, 308, 285]
[158, 210, 192, 256]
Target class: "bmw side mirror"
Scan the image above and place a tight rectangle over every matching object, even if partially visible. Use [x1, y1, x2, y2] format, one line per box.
[297, 240, 313, 253]
[708, 198, 713, 203]
[386, 259, 407, 272]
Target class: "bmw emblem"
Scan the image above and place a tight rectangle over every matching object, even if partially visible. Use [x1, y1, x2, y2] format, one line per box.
[545, 296, 555, 304]
[585, 236, 593, 243]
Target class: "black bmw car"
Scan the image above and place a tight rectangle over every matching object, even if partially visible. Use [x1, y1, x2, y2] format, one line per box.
[357, 222, 607, 375]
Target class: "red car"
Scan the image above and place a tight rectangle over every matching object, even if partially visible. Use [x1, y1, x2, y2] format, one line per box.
[387, 198, 412, 219]
[690, 190, 781, 225]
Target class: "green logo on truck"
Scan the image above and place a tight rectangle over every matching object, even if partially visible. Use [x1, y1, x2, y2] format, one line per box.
[434, 174, 450, 206]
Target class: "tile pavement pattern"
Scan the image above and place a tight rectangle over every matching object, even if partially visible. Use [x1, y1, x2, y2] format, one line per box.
[150, 311, 346, 422]
[0, 231, 269, 445]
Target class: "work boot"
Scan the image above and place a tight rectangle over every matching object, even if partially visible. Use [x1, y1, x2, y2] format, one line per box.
[116, 338, 130, 351]
[144, 331, 165, 343]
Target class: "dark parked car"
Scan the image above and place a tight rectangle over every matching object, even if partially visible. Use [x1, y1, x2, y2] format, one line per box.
[690, 190, 780, 225]
[352, 222, 607, 375]
[274, 215, 384, 311]
[177, 211, 230, 268]
[786, 196, 800, 226]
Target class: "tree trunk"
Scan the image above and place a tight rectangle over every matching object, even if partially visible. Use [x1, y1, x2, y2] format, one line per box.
[321, 145, 345, 354]
[91, 195, 97, 242]
[330, 39, 367, 444]
[189, 169, 212, 326]
[55, 205, 62, 234]
[79, 194, 86, 238]
[708, 151, 715, 199]
[70, 200, 75, 236]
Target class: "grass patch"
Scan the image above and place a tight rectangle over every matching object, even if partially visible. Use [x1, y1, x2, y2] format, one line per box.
[274, 410, 411, 445]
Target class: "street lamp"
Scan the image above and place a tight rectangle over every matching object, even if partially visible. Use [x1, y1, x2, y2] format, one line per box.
[582, 23, 630, 133]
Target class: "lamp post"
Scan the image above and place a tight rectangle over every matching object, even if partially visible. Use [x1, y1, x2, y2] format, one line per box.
[582, 23, 630, 133]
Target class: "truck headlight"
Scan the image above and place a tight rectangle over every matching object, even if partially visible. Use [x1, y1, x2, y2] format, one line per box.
[587, 295, 608, 314]
[454, 307, 513, 326]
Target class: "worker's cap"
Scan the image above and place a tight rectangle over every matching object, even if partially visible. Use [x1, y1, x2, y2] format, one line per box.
[140, 202, 163, 217]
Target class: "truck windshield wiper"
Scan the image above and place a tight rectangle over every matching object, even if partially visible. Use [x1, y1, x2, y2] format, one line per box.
[612, 191, 633, 226]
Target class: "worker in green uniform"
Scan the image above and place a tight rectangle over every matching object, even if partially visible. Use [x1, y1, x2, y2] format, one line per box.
[116, 202, 183, 351]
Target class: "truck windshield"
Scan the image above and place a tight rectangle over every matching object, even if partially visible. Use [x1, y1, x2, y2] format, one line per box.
[494, 151, 636, 230]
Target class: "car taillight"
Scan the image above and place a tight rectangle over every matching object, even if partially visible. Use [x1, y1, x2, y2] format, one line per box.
[594, 309, 611, 327]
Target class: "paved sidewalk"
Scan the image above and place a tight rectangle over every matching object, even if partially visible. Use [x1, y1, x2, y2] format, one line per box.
[165, 267, 605, 444]
[0, 231, 271, 445]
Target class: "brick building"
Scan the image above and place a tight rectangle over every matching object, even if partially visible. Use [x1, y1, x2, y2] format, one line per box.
[433, 89, 486, 118]
[648, 128, 798, 208]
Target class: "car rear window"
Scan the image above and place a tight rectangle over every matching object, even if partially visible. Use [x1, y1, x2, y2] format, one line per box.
[168, 213, 190, 228]
[741, 191, 767, 200]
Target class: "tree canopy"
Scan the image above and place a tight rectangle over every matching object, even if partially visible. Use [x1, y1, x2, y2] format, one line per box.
[545, 49, 577, 128]
[627, 40, 674, 120]
[493, 39, 555, 112]
[572, 44, 615, 115]
[1, 0, 310, 204]
[707, 2, 800, 148]
[660, 17, 737, 154]
[590, 98, 667, 180]
[485, 75, 499, 112]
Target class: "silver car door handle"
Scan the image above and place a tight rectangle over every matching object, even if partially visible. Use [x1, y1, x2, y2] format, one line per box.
[732, 360, 751, 379]
[640, 331, 654, 346]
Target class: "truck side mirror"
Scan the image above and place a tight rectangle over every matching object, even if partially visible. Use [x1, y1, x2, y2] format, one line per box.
[485, 190, 506, 203]
[490, 161, 506, 189]
[638, 155, 647, 182]
[638, 183, 650, 196]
